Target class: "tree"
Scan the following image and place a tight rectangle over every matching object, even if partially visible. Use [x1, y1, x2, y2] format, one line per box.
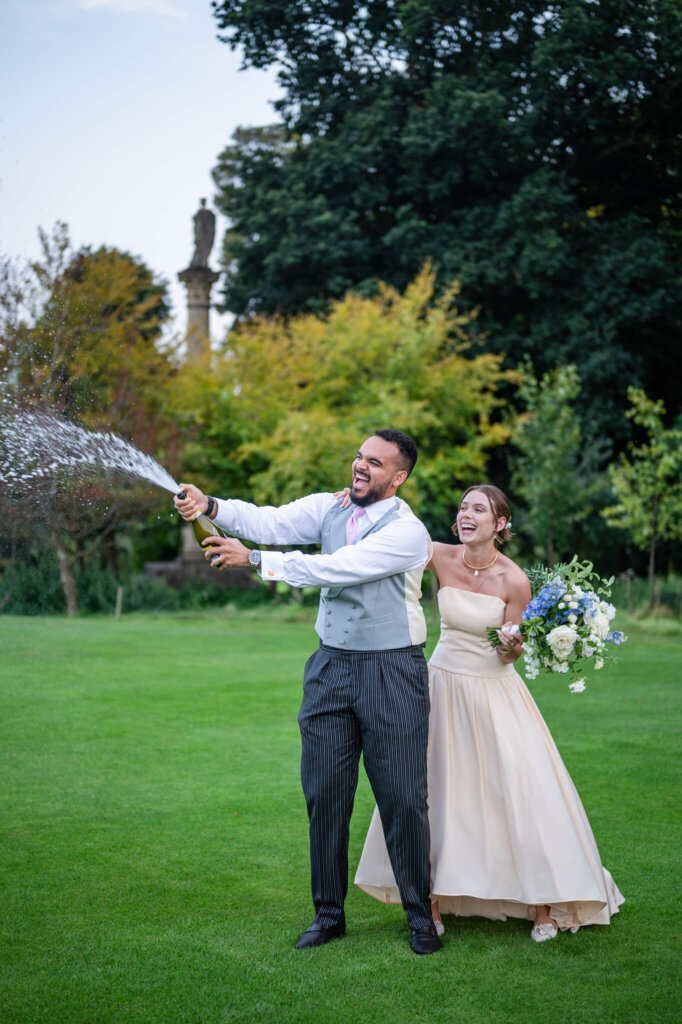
[510, 363, 600, 566]
[1, 223, 172, 423]
[180, 265, 514, 537]
[212, 0, 682, 437]
[602, 388, 682, 609]
[0, 224, 179, 614]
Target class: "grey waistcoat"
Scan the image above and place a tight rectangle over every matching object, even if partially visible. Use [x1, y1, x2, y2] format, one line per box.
[314, 499, 428, 651]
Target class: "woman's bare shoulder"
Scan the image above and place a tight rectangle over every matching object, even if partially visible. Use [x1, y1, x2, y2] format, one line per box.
[430, 541, 459, 567]
[499, 554, 532, 597]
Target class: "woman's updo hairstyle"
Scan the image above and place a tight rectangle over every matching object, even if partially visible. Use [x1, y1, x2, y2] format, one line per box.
[451, 484, 513, 546]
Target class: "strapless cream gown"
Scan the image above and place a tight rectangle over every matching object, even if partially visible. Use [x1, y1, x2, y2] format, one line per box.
[355, 587, 624, 931]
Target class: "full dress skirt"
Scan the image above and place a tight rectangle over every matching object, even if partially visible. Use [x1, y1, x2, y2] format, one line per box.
[354, 587, 624, 931]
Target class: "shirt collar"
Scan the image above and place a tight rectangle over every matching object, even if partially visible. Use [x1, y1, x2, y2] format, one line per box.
[362, 496, 398, 522]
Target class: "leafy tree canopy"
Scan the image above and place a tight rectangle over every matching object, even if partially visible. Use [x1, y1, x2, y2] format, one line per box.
[510, 362, 604, 566]
[1, 222, 174, 432]
[0, 224, 180, 612]
[602, 387, 682, 604]
[212, 0, 682, 435]
[180, 265, 514, 536]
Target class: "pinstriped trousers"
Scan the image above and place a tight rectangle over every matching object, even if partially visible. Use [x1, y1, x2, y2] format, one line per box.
[298, 642, 433, 932]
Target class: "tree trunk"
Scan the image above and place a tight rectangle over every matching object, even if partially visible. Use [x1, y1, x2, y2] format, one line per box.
[648, 538, 656, 612]
[53, 535, 78, 616]
[105, 534, 119, 574]
[649, 495, 658, 611]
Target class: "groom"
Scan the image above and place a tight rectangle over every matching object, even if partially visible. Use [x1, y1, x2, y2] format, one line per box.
[174, 429, 440, 955]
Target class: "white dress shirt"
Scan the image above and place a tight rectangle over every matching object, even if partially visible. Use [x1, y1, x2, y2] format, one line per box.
[213, 493, 430, 589]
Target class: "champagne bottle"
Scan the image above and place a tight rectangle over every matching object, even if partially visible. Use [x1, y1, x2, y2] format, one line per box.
[177, 492, 227, 565]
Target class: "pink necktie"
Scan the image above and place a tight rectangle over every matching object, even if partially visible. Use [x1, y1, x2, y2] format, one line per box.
[345, 505, 366, 545]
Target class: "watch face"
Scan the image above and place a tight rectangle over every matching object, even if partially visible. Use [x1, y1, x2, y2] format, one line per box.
[249, 550, 261, 566]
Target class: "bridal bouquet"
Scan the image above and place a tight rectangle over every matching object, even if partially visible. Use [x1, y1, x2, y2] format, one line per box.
[488, 557, 627, 693]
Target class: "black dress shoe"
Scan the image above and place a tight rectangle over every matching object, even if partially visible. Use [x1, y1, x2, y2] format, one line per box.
[295, 917, 346, 949]
[411, 924, 442, 955]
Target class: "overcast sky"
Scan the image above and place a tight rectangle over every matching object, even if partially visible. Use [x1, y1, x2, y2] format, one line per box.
[0, 0, 281, 339]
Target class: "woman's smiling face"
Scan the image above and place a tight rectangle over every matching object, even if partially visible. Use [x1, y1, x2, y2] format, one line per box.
[456, 489, 505, 543]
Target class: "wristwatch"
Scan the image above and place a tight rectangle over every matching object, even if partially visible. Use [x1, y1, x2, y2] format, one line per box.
[248, 549, 262, 571]
[205, 496, 216, 518]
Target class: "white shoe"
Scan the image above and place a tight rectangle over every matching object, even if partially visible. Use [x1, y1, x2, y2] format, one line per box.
[433, 919, 445, 937]
[531, 921, 558, 943]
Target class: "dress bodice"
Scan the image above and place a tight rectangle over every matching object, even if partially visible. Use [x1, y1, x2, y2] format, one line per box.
[429, 586, 515, 677]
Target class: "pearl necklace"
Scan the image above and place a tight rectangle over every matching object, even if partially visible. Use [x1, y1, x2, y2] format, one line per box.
[462, 550, 498, 577]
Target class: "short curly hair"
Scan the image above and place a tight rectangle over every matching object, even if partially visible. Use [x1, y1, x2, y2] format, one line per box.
[373, 429, 418, 476]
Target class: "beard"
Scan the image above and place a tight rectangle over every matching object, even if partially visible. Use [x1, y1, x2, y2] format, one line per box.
[349, 478, 391, 507]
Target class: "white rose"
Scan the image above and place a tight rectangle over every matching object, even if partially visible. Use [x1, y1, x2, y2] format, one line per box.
[586, 606, 610, 640]
[546, 625, 580, 661]
[568, 613, 577, 624]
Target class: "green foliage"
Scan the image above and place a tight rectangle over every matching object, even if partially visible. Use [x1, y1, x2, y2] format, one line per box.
[212, 0, 682, 435]
[602, 388, 682, 603]
[610, 572, 682, 621]
[510, 363, 600, 565]
[525, 555, 614, 600]
[0, 549, 274, 615]
[0, 544, 66, 615]
[181, 266, 514, 535]
[0, 222, 174, 425]
[603, 389, 682, 549]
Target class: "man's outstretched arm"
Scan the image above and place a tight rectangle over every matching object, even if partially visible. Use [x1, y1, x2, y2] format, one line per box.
[175, 485, 335, 546]
[206, 516, 429, 587]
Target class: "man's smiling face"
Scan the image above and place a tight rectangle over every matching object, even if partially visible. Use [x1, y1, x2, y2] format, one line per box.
[349, 435, 408, 507]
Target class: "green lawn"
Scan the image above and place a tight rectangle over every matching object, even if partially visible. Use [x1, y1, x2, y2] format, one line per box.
[0, 609, 679, 1024]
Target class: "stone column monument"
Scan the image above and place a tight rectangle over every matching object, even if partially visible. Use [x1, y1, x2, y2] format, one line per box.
[178, 199, 220, 359]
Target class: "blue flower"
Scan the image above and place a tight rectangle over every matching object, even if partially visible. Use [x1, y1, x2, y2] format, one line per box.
[522, 579, 567, 621]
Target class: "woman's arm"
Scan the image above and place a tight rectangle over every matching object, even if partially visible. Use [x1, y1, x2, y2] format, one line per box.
[425, 541, 450, 575]
[496, 568, 532, 664]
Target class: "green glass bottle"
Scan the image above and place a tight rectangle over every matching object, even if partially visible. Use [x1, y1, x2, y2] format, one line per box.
[178, 492, 227, 565]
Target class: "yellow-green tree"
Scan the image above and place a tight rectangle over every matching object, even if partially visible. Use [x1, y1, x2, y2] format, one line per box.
[3, 223, 175, 431]
[602, 388, 682, 609]
[182, 265, 514, 536]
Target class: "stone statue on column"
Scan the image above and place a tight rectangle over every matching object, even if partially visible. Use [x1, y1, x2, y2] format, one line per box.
[191, 200, 216, 268]
[178, 199, 220, 359]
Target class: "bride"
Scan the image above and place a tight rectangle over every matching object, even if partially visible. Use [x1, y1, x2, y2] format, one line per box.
[354, 484, 624, 941]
